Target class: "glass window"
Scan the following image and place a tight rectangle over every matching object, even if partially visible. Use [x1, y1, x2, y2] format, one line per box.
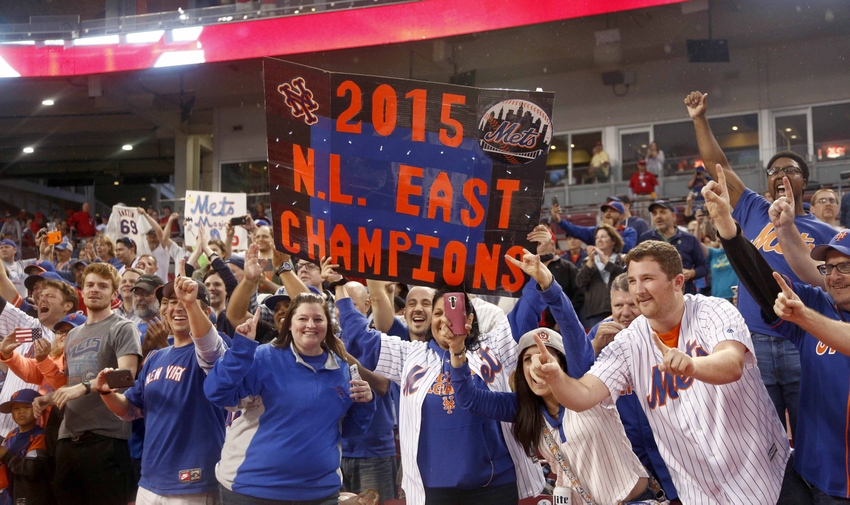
[712, 114, 760, 168]
[545, 131, 601, 185]
[813, 102, 850, 161]
[221, 161, 269, 194]
[653, 121, 698, 175]
[774, 114, 808, 160]
[621, 131, 650, 181]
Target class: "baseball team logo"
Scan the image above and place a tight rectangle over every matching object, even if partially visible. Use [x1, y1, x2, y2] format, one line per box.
[536, 330, 551, 343]
[477, 99, 552, 165]
[278, 77, 319, 125]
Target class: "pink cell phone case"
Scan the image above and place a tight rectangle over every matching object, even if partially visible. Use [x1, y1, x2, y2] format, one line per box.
[444, 292, 468, 336]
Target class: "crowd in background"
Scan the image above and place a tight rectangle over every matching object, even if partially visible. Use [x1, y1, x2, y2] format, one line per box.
[0, 91, 847, 505]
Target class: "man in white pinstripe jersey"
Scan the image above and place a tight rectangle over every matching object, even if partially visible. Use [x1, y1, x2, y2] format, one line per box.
[530, 240, 789, 504]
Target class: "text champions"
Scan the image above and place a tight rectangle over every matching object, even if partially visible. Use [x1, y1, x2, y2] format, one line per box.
[264, 58, 554, 296]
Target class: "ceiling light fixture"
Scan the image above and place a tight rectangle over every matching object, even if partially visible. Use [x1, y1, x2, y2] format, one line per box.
[550, 145, 556, 150]
[41, 99, 54, 106]
[114, 181, 120, 185]
[785, 127, 792, 132]
[732, 126, 738, 131]
[22, 147, 33, 153]
[122, 144, 133, 151]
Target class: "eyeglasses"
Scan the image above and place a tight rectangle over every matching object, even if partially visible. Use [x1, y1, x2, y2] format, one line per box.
[817, 262, 850, 276]
[816, 198, 838, 205]
[766, 165, 802, 177]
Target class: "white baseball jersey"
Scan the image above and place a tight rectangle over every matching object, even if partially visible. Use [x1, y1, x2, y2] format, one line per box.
[0, 302, 55, 436]
[373, 317, 544, 505]
[589, 294, 788, 505]
[106, 206, 152, 254]
[540, 403, 648, 504]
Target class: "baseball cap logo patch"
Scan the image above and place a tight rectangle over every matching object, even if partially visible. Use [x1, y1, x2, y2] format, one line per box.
[836, 230, 848, 242]
[537, 330, 550, 343]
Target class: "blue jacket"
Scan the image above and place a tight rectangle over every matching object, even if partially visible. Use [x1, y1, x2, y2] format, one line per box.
[204, 335, 375, 501]
[557, 219, 637, 253]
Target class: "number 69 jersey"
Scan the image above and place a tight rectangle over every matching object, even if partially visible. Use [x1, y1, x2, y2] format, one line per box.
[106, 205, 153, 254]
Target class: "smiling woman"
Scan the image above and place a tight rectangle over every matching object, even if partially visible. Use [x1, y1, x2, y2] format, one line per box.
[204, 292, 376, 505]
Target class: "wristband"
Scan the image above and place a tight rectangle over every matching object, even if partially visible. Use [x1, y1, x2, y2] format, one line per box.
[452, 348, 467, 358]
[327, 277, 350, 290]
[538, 253, 555, 262]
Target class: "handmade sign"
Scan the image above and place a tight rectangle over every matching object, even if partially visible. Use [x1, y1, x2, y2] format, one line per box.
[264, 58, 554, 296]
[183, 190, 248, 251]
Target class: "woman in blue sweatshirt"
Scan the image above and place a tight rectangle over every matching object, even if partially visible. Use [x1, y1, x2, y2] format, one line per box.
[204, 293, 376, 505]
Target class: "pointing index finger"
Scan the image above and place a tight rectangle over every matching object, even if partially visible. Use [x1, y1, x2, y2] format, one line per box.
[715, 164, 726, 190]
[532, 333, 550, 362]
[652, 332, 670, 355]
[783, 175, 795, 208]
[772, 272, 794, 297]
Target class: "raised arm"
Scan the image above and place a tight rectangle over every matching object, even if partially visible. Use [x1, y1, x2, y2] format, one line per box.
[139, 207, 164, 247]
[768, 176, 823, 286]
[704, 165, 784, 316]
[204, 314, 260, 408]
[226, 244, 264, 328]
[528, 334, 610, 412]
[685, 91, 745, 207]
[773, 273, 850, 356]
[549, 203, 595, 244]
[653, 334, 745, 385]
[366, 279, 395, 334]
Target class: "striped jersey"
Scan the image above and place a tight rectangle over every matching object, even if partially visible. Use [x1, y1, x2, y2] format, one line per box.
[589, 294, 788, 505]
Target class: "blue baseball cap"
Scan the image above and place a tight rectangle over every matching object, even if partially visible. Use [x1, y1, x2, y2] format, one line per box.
[54, 312, 87, 332]
[25, 271, 67, 291]
[255, 219, 271, 227]
[25, 260, 55, 275]
[811, 231, 850, 261]
[225, 256, 245, 271]
[600, 201, 625, 214]
[0, 239, 16, 248]
[0, 389, 42, 414]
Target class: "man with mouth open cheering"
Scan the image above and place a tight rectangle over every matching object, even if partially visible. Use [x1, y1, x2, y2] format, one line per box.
[685, 91, 835, 445]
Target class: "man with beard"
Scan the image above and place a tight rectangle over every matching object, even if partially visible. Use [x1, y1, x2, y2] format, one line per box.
[637, 200, 707, 295]
[532, 240, 788, 504]
[809, 188, 842, 230]
[132, 274, 164, 341]
[685, 90, 836, 443]
[33, 263, 141, 505]
[587, 273, 678, 501]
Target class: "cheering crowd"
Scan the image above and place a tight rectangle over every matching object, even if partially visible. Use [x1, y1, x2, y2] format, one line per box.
[0, 90, 845, 505]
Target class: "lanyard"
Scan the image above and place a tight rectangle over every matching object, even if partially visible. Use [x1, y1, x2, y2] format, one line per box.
[541, 427, 596, 505]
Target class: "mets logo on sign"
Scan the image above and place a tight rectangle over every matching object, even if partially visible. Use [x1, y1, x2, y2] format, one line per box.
[277, 77, 319, 125]
[477, 99, 552, 165]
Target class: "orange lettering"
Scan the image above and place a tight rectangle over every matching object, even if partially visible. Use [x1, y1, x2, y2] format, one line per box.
[501, 245, 525, 293]
[329, 154, 353, 205]
[389, 231, 412, 276]
[495, 179, 520, 229]
[412, 234, 439, 283]
[329, 224, 351, 270]
[293, 144, 314, 196]
[461, 178, 487, 227]
[372, 84, 398, 136]
[443, 241, 467, 286]
[427, 172, 453, 222]
[305, 216, 326, 260]
[279, 211, 301, 254]
[439, 93, 465, 148]
[396, 164, 423, 216]
[473, 243, 500, 290]
[405, 88, 427, 142]
[358, 228, 382, 274]
[336, 80, 362, 134]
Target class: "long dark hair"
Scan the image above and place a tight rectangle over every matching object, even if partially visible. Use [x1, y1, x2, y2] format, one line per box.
[430, 286, 482, 353]
[512, 346, 568, 456]
[272, 292, 347, 359]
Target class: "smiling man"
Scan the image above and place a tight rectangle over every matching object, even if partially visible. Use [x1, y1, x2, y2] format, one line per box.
[685, 91, 836, 443]
[532, 240, 788, 504]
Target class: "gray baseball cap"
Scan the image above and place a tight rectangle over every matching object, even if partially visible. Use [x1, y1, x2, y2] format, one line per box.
[517, 327, 566, 357]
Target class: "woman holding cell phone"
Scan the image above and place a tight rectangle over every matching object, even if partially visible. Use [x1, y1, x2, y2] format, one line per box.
[331, 260, 544, 505]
